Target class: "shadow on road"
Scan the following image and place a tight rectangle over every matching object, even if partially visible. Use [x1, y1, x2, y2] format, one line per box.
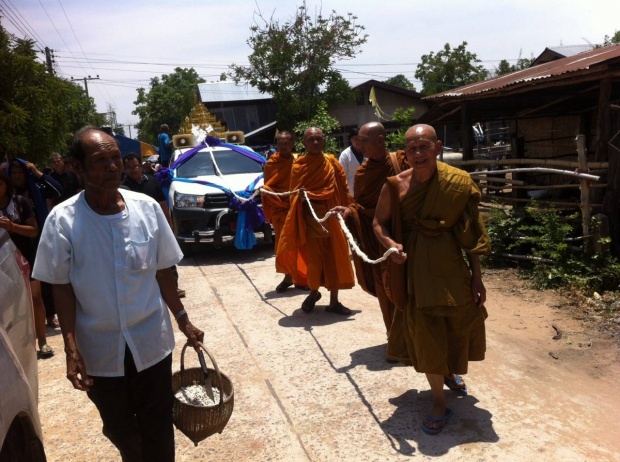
[337, 343, 404, 373]
[180, 242, 274, 266]
[381, 389, 499, 457]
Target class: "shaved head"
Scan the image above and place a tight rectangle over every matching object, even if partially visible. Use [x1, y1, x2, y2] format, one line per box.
[404, 124, 438, 144]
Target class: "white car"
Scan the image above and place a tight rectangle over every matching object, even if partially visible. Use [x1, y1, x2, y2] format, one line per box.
[167, 142, 273, 254]
[0, 230, 46, 461]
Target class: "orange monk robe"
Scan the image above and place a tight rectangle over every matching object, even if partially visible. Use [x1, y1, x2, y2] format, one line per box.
[347, 151, 408, 332]
[276, 153, 355, 291]
[262, 152, 296, 274]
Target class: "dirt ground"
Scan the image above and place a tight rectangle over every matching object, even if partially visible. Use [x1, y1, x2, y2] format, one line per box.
[35, 246, 620, 461]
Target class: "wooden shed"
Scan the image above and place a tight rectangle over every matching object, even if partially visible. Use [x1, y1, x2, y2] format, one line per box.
[419, 44, 620, 254]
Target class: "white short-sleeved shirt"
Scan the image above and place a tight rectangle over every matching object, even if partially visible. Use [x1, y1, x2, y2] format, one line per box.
[338, 147, 364, 196]
[33, 189, 183, 376]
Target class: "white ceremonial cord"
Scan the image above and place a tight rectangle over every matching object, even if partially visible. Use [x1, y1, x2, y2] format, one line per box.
[204, 143, 262, 202]
[260, 188, 398, 264]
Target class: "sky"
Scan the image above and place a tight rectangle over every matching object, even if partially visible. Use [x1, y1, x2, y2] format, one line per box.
[2, 0, 619, 137]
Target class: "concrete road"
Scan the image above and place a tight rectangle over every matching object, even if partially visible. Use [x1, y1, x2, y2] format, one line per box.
[37, 242, 620, 461]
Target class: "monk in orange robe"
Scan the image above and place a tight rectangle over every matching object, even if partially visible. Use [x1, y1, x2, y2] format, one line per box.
[332, 122, 408, 339]
[262, 131, 308, 292]
[276, 127, 355, 315]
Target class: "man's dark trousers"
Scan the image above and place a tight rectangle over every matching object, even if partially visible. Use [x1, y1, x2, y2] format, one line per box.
[87, 345, 174, 462]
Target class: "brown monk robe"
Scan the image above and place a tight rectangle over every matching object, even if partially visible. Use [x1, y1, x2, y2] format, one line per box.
[262, 131, 307, 291]
[277, 127, 355, 314]
[374, 124, 490, 435]
[345, 122, 408, 334]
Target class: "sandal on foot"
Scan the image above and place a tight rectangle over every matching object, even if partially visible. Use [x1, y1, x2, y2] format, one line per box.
[444, 374, 468, 395]
[421, 408, 452, 435]
[325, 302, 352, 316]
[301, 292, 322, 312]
[39, 344, 54, 358]
[276, 281, 294, 293]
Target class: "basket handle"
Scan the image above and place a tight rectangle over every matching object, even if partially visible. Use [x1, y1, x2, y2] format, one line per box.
[179, 342, 226, 406]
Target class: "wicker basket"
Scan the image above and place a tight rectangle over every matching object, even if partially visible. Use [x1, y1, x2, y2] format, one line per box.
[172, 343, 234, 446]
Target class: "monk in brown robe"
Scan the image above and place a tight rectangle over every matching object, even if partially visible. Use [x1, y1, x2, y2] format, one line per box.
[262, 131, 308, 292]
[373, 124, 491, 435]
[277, 127, 355, 315]
[332, 122, 408, 339]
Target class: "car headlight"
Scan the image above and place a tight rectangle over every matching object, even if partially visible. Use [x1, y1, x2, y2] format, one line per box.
[173, 192, 205, 208]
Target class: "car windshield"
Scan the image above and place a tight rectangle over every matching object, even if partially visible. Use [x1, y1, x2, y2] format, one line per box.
[176, 149, 263, 178]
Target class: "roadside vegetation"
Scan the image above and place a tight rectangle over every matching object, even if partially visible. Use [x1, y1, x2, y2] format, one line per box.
[484, 204, 620, 333]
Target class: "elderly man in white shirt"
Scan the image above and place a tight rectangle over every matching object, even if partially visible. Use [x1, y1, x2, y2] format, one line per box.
[338, 127, 365, 196]
[33, 126, 204, 462]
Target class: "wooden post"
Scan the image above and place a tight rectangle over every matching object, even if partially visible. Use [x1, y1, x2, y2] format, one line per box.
[461, 102, 473, 165]
[576, 134, 592, 254]
[593, 213, 610, 254]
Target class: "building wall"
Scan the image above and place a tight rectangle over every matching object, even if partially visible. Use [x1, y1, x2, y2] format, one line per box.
[330, 87, 427, 128]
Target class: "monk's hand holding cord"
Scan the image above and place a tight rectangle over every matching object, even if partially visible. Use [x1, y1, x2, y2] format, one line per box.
[330, 205, 350, 219]
[389, 243, 408, 264]
[470, 276, 486, 307]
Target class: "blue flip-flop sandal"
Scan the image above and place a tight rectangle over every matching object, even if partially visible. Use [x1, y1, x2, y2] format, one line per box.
[421, 408, 453, 435]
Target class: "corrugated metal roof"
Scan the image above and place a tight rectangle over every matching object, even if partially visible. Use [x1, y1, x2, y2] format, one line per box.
[198, 82, 272, 103]
[545, 44, 593, 56]
[425, 44, 620, 100]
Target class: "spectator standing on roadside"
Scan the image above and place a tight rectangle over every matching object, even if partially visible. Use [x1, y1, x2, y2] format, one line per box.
[8, 158, 62, 356]
[338, 128, 365, 196]
[0, 171, 54, 358]
[33, 126, 204, 461]
[49, 152, 81, 206]
[158, 124, 173, 168]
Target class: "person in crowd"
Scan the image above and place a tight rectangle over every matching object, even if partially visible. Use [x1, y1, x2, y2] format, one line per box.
[262, 131, 309, 293]
[332, 122, 408, 354]
[0, 171, 54, 357]
[122, 153, 185, 298]
[277, 127, 355, 315]
[33, 126, 204, 461]
[373, 124, 491, 435]
[49, 152, 81, 206]
[338, 127, 365, 196]
[9, 158, 62, 352]
[158, 124, 173, 168]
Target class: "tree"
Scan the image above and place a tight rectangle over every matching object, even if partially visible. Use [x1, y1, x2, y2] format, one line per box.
[293, 101, 341, 155]
[133, 67, 205, 144]
[0, 21, 102, 164]
[229, 1, 367, 129]
[384, 74, 415, 91]
[414, 41, 488, 95]
[385, 107, 416, 150]
[603, 30, 620, 46]
[494, 52, 533, 76]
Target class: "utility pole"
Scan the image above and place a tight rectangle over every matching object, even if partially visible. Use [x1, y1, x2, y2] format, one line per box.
[44, 47, 55, 75]
[71, 75, 100, 99]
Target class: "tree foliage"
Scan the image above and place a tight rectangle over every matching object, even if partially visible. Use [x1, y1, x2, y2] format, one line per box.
[384, 74, 416, 91]
[414, 41, 488, 95]
[494, 52, 533, 76]
[133, 67, 205, 144]
[603, 30, 620, 46]
[228, 1, 367, 129]
[385, 107, 416, 150]
[0, 22, 102, 164]
[293, 101, 341, 155]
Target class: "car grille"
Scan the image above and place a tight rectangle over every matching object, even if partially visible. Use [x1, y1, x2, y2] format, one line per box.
[203, 192, 262, 208]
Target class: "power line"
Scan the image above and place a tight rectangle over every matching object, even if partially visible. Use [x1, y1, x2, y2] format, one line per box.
[1, 0, 47, 46]
[55, 0, 123, 119]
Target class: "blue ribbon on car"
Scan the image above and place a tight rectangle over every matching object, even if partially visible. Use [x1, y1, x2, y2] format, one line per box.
[156, 137, 267, 250]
